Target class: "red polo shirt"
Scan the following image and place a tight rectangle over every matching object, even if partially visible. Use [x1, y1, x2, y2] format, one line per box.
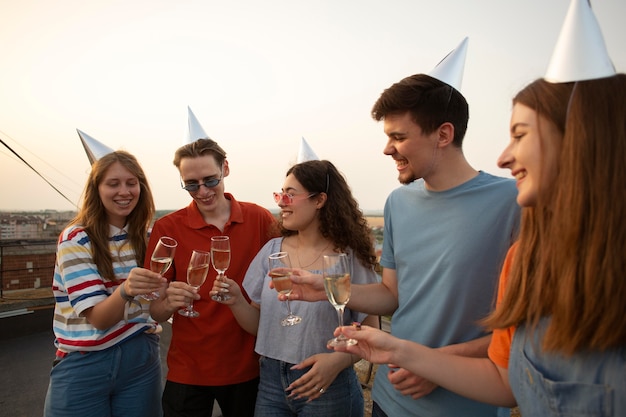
[146, 194, 278, 385]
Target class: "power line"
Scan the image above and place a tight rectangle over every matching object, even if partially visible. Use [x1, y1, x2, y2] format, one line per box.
[0, 137, 77, 208]
[0, 129, 83, 189]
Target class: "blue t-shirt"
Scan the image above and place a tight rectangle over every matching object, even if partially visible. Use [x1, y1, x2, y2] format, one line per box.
[373, 172, 520, 417]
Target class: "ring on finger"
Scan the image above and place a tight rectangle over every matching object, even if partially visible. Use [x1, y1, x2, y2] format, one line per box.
[319, 387, 325, 393]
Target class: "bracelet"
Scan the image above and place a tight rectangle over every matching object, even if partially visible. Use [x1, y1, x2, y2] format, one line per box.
[119, 281, 135, 302]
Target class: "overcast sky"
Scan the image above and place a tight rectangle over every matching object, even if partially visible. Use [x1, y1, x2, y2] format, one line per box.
[1, 0, 624, 212]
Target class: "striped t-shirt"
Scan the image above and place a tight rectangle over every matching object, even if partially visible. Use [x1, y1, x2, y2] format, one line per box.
[52, 224, 156, 353]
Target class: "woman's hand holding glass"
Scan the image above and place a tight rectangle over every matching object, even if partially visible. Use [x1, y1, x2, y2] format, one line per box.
[330, 324, 398, 365]
[124, 267, 167, 300]
[141, 236, 178, 300]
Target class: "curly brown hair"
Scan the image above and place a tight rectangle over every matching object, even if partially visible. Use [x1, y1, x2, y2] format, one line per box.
[279, 160, 377, 270]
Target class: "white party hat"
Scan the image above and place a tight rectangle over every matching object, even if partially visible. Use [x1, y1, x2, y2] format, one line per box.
[427, 37, 469, 91]
[77, 129, 114, 165]
[297, 137, 319, 163]
[545, 0, 615, 83]
[185, 106, 210, 144]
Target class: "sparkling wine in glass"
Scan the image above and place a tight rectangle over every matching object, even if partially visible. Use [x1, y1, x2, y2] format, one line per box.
[323, 253, 357, 346]
[178, 250, 210, 318]
[269, 251, 301, 326]
[210, 236, 231, 301]
[141, 236, 178, 300]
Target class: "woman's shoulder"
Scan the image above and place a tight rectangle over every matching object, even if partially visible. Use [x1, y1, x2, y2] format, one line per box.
[260, 237, 283, 253]
[59, 224, 89, 244]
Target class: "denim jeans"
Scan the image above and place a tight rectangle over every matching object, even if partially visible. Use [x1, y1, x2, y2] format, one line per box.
[44, 333, 162, 417]
[496, 407, 512, 416]
[371, 401, 388, 417]
[255, 356, 364, 417]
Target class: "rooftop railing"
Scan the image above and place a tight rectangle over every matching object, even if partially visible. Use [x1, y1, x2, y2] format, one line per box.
[0, 239, 56, 299]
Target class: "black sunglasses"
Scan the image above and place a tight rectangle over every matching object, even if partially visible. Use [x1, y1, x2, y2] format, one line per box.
[180, 177, 222, 192]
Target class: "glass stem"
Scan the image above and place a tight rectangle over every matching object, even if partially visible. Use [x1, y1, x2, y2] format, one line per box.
[336, 306, 346, 340]
[285, 294, 292, 316]
[188, 286, 197, 311]
[216, 273, 223, 300]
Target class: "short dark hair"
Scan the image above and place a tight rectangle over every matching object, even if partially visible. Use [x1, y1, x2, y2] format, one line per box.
[371, 74, 469, 147]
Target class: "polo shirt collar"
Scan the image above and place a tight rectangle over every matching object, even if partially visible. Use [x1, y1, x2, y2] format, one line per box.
[187, 192, 244, 230]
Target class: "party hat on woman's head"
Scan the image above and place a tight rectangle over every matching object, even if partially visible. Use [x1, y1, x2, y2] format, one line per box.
[185, 106, 210, 144]
[297, 137, 319, 163]
[77, 129, 114, 165]
[427, 37, 469, 92]
[545, 0, 615, 83]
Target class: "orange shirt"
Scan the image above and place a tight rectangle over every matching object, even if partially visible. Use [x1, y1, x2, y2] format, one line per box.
[487, 242, 518, 369]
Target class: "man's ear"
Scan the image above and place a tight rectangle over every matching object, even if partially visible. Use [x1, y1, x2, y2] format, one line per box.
[437, 122, 455, 147]
[222, 159, 230, 177]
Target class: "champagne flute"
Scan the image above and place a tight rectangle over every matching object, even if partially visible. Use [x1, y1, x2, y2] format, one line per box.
[323, 253, 357, 346]
[141, 236, 178, 300]
[210, 236, 231, 301]
[269, 251, 301, 326]
[178, 250, 210, 318]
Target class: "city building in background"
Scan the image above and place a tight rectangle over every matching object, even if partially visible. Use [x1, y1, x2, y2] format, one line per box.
[0, 211, 75, 240]
[0, 211, 75, 295]
[0, 210, 383, 294]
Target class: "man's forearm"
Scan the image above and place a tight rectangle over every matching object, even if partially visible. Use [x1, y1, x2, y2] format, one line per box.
[438, 334, 492, 357]
[349, 283, 398, 316]
[149, 300, 175, 323]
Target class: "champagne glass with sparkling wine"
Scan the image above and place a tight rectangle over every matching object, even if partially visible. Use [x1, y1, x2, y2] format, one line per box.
[178, 250, 210, 318]
[142, 236, 177, 300]
[210, 236, 231, 301]
[323, 253, 357, 346]
[269, 251, 301, 326]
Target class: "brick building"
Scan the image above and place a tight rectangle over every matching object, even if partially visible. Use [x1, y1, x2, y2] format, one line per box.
[0, 240, 56, 295]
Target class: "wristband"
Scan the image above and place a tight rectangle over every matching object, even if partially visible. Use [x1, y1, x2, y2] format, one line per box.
[119, 281, 135, 302]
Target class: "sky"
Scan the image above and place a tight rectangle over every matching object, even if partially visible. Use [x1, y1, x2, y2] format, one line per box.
[1, 0, 624, 212]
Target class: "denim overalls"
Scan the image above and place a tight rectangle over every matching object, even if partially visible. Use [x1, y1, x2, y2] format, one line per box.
[509, 318, 625, 416]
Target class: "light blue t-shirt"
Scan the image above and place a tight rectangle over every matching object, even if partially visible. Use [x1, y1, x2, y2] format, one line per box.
[243, 237, 380, 364]
[373, 172, 520, 417]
